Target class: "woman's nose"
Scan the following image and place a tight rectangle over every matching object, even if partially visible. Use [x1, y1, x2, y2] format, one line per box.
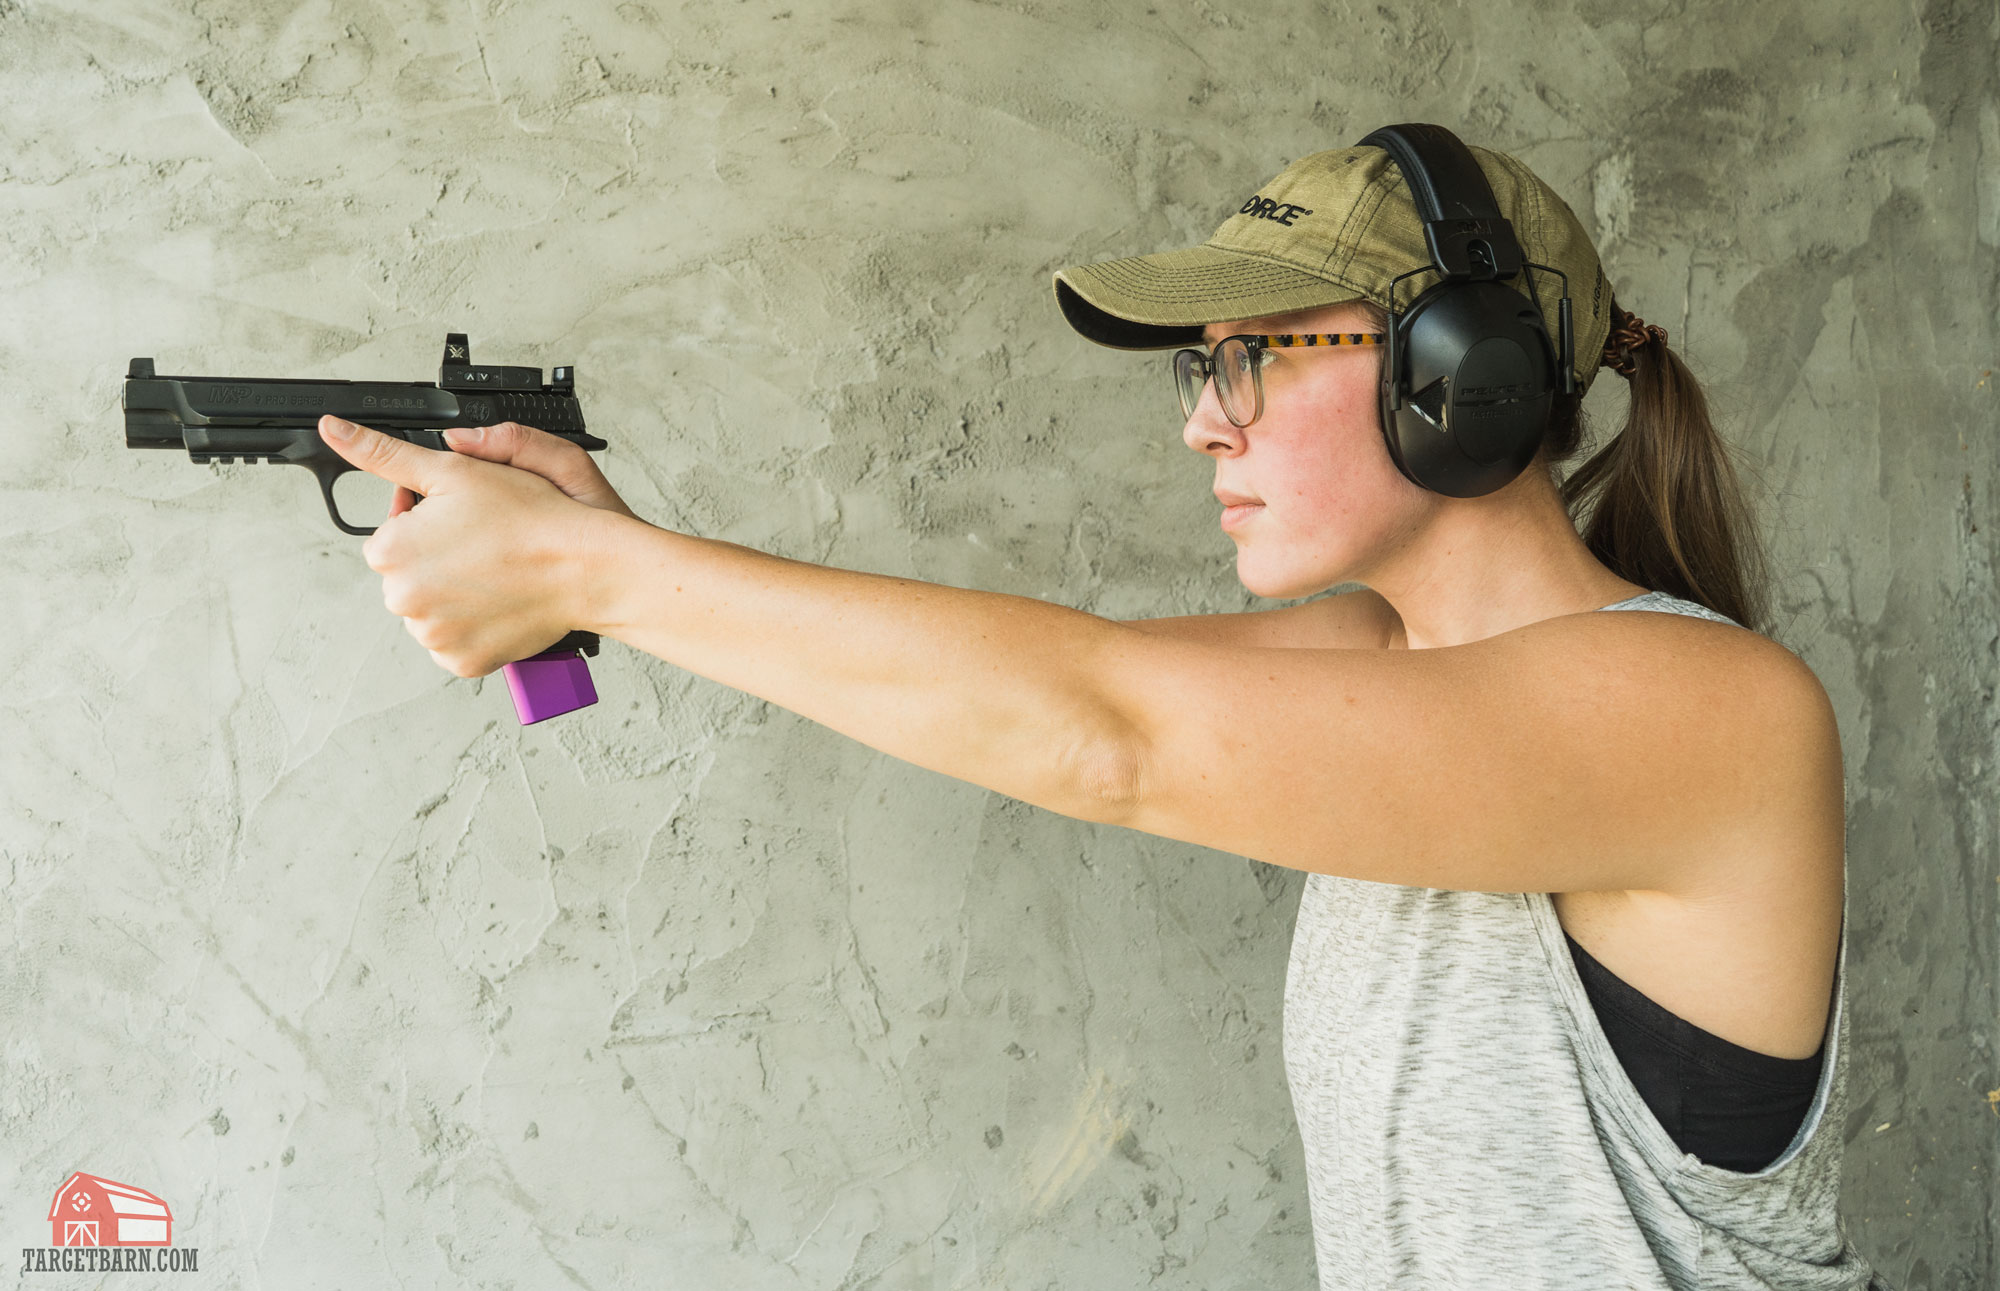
[1182, 381, 1246, 456]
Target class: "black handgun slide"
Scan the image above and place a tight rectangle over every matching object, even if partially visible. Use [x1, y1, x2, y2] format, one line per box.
[123, 333, 606, 536]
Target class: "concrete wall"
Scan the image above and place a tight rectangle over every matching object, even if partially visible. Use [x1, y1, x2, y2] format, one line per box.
[2, 1, 1991, 1286]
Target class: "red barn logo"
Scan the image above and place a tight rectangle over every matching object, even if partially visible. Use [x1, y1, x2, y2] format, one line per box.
[47, 1173, 173, 1247]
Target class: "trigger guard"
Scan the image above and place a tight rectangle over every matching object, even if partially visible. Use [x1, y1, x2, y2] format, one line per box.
[311, 463, 377, 537]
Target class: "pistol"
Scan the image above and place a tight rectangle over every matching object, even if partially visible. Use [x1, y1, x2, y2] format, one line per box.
[123, 334, 607, 726]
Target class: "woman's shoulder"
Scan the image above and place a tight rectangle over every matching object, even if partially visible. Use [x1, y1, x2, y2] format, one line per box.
[1560, 588, 1811, 687]
[1583, 589, 1822, 702]
[1534, 594, 1838, 793]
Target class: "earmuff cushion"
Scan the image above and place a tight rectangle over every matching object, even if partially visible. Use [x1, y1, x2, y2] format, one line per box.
[1378, 279, 1558, 498]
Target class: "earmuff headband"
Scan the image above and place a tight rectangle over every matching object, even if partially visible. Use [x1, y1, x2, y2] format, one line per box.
[1358, 124, 1524, 283]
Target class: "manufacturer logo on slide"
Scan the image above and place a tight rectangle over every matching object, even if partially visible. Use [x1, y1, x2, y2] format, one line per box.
[20, 1173, 200, 1276]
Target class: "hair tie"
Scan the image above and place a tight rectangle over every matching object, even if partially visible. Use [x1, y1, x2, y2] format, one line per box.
[1602, 304, 1668, 378]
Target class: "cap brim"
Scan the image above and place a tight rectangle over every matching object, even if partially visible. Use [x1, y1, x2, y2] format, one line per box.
[1053, 245, 1369, 350]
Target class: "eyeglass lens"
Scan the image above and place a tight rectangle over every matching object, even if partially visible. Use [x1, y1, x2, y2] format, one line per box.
[1173, 337, 1261, 428]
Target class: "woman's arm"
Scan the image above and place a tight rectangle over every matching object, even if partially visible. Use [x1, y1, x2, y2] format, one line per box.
[588, 518, 1142, 821]
[580, 533, 1395, 812]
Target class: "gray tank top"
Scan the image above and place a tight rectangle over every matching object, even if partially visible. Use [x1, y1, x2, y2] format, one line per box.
[1282, 590, 1891, 1289]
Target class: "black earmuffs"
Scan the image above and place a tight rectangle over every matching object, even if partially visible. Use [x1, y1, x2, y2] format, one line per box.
[1357, 124, 1577, 498]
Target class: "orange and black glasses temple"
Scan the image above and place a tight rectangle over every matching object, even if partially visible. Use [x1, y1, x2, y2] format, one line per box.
[1258, 333, 1386, 347]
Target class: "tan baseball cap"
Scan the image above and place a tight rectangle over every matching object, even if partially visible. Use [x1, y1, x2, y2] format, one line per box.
[1053, 141, 1613, 394]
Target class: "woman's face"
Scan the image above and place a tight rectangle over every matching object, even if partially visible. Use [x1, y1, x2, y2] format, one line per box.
[1182, 299, 1437, 600]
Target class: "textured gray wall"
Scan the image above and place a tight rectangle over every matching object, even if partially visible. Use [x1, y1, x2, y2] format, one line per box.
[2, 0, 1992, 1287]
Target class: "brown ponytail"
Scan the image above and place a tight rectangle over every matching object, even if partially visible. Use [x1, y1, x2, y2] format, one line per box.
[1350, 297, 1768, 632]
[1550, 303, 1769, 632]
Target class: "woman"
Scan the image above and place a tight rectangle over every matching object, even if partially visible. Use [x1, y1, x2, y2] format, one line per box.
[316, 135, 1886, 1288]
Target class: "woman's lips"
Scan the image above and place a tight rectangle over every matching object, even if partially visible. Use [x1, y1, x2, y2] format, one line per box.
[1220, 501, 1263, 530]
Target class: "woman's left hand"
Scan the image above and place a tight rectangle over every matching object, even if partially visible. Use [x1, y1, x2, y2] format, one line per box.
[317, 415, 639, 679]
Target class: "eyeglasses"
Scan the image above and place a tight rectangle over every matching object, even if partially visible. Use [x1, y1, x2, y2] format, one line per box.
[1172, 332, 1386, 428]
